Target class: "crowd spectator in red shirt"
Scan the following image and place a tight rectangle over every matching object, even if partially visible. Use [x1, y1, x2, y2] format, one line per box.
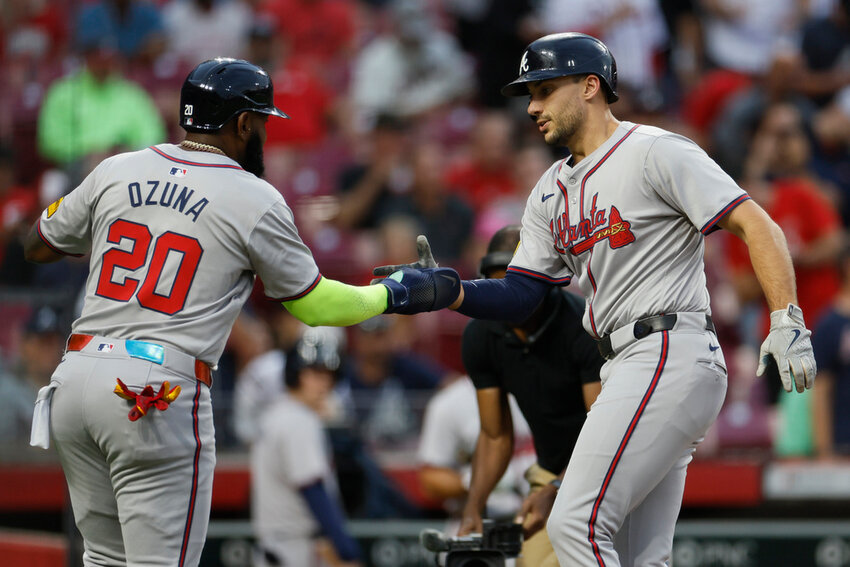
[245, 17, 339, 151]
[468, 143, 553, 267]
[2, 1, 70, 183]
[724, 101, 842, 458]
[445, 111, 517, 214]
[728, 101, 842, 328]
[256, 0, 357, 91]
[4, 0, 69, 63]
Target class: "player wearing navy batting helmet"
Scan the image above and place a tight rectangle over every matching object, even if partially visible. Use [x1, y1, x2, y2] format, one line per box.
[374, 32, 815, 566]
[24, 56, 456, 566]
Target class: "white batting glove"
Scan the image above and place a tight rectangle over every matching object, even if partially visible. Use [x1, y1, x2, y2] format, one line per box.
[756, 303, 816, 393]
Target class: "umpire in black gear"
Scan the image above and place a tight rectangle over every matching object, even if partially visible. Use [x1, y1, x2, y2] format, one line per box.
[457, 225, 603, 567]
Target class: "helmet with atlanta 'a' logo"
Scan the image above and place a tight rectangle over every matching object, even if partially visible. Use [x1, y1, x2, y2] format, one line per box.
[501, 32, 618, 103]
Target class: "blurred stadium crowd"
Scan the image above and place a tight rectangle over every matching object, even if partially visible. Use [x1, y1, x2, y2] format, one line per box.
[2, 0, 850, 521]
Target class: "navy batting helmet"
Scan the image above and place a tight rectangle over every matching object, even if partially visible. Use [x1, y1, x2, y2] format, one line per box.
[479, 224, 520, 278]
[179, 57, 289, 132]
[501, 33, 618, 103]
[284, 330, 344, 389]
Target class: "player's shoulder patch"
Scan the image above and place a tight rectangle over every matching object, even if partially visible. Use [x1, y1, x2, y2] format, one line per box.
[46, 197, 64, 218]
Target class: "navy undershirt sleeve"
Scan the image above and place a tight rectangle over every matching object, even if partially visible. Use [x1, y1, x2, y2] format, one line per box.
[299, 480, 361, 561]
[456, 271, 551, 323]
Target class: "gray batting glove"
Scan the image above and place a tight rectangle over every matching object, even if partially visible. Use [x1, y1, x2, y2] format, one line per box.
[756, 303, 816, 393]
[372, 235, 438, 278]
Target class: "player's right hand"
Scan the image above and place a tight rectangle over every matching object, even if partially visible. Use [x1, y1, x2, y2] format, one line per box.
[457, 512, 483, 537]
[372, 234, 438, 277]
[757, 303, 816, 393]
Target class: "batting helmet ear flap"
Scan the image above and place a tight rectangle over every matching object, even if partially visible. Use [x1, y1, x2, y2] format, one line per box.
[479, 251, 515, 278]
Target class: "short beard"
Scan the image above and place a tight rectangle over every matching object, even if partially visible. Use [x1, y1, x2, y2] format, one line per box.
[546, 104, 584, 147]
[240, 131, 265, 178]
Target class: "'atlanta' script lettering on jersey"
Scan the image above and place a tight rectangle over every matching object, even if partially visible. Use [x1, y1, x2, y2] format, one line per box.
[127, 181, 209, 222]
[549, 194, 636, 256]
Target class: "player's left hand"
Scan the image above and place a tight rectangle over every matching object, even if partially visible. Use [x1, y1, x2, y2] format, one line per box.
[372, 234, 438, 278]
[514, 484, 558, 539]
[756, 303, 816, 393]
[379, 267, 461, 315]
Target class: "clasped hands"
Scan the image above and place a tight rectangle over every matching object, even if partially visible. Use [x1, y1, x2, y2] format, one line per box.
[373, 235, 461, 314]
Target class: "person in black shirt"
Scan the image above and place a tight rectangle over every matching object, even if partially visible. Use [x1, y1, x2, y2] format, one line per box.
[457, 225, 602, 567]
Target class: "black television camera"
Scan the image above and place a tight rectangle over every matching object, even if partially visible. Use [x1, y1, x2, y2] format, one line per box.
[420, 519, 523, 567]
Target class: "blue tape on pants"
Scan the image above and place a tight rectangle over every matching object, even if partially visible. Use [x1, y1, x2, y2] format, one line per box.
[125, 340, 165, 365]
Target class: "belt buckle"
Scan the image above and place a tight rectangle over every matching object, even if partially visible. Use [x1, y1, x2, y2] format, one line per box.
[633, 321, 651, 339]
[125, 340, 165, 365]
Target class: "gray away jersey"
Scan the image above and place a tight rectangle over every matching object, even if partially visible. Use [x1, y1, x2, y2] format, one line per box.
[37, 144, 320, 364]
[510, 121, 749, 338]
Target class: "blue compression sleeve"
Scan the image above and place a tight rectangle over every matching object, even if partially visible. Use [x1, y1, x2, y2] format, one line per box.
[456, 271, 551, 323]
[299, 480, 361, 561]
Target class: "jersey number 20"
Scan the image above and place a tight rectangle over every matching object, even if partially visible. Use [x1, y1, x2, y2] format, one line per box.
[96, 219, 203, 315]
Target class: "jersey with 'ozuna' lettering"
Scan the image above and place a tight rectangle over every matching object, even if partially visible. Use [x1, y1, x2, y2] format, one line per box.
[37, 144, 320, 364]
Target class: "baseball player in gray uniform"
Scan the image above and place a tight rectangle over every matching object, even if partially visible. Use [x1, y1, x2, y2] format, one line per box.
[252, 330, 361, 567]
[374, 33, 816, 566]
[24, 58, 459, 567]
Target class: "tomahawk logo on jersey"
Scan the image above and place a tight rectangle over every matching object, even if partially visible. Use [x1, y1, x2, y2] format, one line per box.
[550, 192, 636, 256]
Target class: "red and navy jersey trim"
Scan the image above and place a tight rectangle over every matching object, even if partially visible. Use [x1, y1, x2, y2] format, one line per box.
[586, 250, 600, 338]
[149, 146, 243, 170]
[587, 331, 670, 566]
[272, 273, 323, 302]
[580, 125, 639, 332]
[178, 380, 203, 567]
[506, 266, 572, 286]
[700, 194, 751, 235]
[580, 124, 640, 221]
[556, 178, 569, 199]
[36, 219, 85, 258]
